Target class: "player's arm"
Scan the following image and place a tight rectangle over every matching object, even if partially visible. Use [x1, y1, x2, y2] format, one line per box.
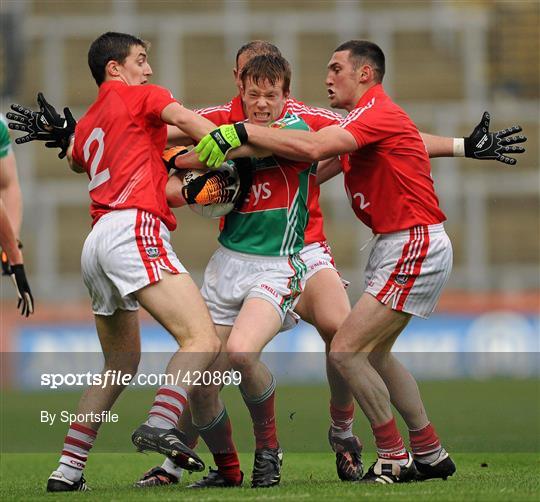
[196, 122, 356, 167]
[316, 156, 344, 185]
[166, 124, 196, 147]
[0, 200, 34, 316]
[161, 103, 219, 142]
[66, 137, 85, 173]
[243, 123, 356, 162]
[0, 201, 22, 265]
[0, 151, 22, 238]
[420, 112, 526, 164]
[166, 174, 187, 208]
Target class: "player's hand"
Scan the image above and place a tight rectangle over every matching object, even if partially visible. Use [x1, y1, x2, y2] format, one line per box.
[182, 170, 238, 205]
[10, 264, 34, 317]
[7, 92, 76, 158]
[162, 146, 189, 172]
[37, 93, 77, 159]
[195, 123, 248, 168]
[464, 111, 526, 165]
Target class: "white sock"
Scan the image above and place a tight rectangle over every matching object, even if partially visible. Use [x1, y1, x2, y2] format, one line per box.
[414, 447, 446, 465]
[161, 457, 183, 480]
[57, 464, 82, 482]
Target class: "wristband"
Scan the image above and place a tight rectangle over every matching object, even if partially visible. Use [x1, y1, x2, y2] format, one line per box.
[234, 123, 248, 144]
[453, 138, 465, 157]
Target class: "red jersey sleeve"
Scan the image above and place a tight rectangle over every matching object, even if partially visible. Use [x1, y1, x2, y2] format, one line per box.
[340, 96, 396, 149]
[142, 84, 177, 126]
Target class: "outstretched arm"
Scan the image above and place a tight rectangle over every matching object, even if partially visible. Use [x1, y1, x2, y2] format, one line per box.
[421, 112, 526, 164]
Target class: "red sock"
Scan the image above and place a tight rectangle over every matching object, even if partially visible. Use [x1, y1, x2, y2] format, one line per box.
[372, 417, 407, 460]
[242, 379, 278, 450]
[197, 408, 241, 483]
[146, 385, 187, 429]
[330, 401, 354, 438]
[409, 422, 441, 456]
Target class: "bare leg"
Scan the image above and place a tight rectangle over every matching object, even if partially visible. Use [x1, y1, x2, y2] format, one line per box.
[369, 350, 428, 430]
[295, 269, 353, 408]
[226, 298, 282, 398]
[73, 311, 141, 430]
[135, 272, 221, 392]
[330, 293, 410, 426]
[51, 310, 140, 486]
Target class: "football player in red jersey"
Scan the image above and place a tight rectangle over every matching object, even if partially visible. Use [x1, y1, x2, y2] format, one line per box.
[197, 40, 526, 485]
[8, 31, 225, 492]
[143, 40, 527, 488]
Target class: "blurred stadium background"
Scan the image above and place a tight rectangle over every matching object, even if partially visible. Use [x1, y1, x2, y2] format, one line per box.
[0, 0, 539, 459]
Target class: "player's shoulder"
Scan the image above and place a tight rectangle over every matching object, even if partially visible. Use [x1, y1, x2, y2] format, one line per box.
[286, 97, 342, 121]
[270, 112, 309, 131]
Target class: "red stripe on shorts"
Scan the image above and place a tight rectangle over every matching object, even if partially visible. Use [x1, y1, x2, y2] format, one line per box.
[396, 226, 430, 310]
[151, 216, 179, 274]
[376, 226, 428, 309]
[135, 210, 158, 283]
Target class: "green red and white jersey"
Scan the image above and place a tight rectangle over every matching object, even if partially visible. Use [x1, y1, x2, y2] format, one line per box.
[218, 113, 314, 256]
[340, 84, 446, 234]
[0, 114, 12, 159]
[196, 96, 341, 245]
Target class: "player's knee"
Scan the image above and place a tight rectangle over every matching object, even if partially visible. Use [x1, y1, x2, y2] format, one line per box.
[227, 349, 256, 373]
[181, 328, 222, 354]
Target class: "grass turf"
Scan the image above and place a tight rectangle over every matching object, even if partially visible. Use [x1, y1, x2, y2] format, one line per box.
[1, 380, 539, 499]
[1, 452, 539, 501]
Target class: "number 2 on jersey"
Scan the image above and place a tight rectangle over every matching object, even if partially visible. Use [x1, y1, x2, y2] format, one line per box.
[84, 128, 111, 191]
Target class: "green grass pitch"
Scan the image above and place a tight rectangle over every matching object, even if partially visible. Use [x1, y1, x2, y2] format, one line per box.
[1, 380, 539, 500]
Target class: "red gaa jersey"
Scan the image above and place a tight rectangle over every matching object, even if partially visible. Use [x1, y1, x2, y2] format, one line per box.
[340, 84, 446, 233]
[196, 96, 343, 244]
[72, 81, 177, 230]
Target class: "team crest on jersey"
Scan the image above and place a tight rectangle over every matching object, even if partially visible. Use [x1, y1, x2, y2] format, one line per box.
[145, 246, 160, 259]
[394, 273, 408, 286]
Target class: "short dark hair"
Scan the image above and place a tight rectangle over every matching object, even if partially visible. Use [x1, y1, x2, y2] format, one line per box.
[240, 54, 291, 94]
[334, 40, 385, 82]
[88, 32, 148, 86]
[235, 40, 282, 68]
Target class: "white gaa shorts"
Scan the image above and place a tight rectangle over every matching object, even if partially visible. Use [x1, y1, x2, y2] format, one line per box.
[201, 246, 306, 328]
[81, 209, 186, 315]
[300, 240, 349, 288]
[364, 224, 452, 319]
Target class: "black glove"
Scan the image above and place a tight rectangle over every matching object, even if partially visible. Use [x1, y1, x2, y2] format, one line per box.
[182, 170, 238, 205]
[7, 92, 76, 159]
[464, 111, 526, 165]
[10, 264, 34, 317]
[233, 157, 254, 210]
[162, 146, 189, 173]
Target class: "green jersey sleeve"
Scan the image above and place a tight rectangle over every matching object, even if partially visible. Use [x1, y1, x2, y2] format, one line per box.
[0, 114, 13, 159]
